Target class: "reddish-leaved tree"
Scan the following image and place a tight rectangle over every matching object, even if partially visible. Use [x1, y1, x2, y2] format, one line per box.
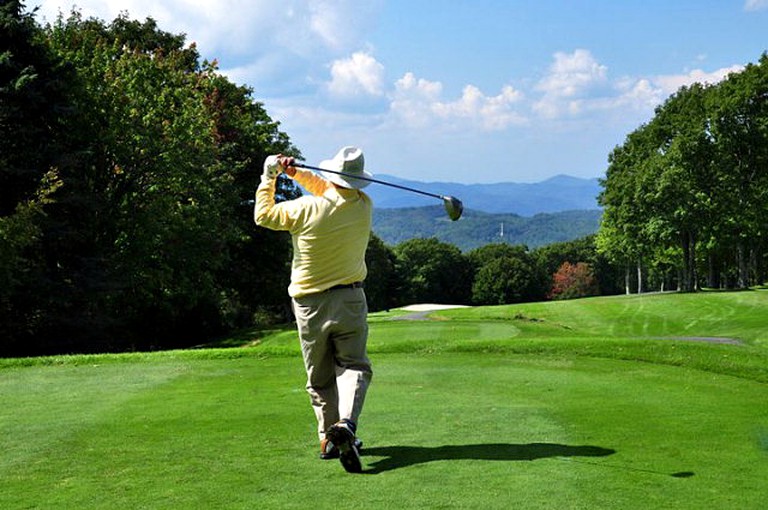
[550, 262, 600, 300]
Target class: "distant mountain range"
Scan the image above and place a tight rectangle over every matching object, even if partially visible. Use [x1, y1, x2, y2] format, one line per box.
[365, 174, 602, 216]
[365, 174, 603, 249]
[373, 206, 602, 251]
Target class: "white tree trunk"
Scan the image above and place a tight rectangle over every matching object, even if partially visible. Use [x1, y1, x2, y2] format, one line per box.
[625, 266, 631, 295]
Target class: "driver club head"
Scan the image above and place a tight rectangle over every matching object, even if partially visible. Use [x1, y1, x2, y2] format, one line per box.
[443, 196, 463, 221]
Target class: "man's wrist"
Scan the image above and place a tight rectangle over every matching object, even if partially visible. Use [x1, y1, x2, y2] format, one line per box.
[260, 173, 278, 185]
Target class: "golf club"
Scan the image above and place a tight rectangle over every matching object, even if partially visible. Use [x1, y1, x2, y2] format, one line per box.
[292, 163, 464, 221]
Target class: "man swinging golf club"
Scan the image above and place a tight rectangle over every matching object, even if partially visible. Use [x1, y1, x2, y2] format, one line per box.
[254, 146, 373, 474]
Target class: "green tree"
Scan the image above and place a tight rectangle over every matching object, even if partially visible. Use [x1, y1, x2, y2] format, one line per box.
[45, 13, 228, 347]
[40, 11, 298, 350]
[394, 238, 472, 305]
[0, 0, 68, 213]
[599, 56, 768, 293]
[599, 83, 722, 293]
[195, 63, 299, 328]
[597, 126, 658, 294]
[0, 7, 300, 354]
[0, 1, 79, 354]
[647, 83, 719, 292]
[364, 233, 400, 312]
[708, 54, 768, 288]
[0, 171, 63, 354]
[467, 243, 547, 305]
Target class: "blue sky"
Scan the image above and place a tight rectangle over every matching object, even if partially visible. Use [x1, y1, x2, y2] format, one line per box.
[31, 1, 768, 183]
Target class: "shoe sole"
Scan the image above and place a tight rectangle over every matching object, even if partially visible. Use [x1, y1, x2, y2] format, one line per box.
[327, 425, 362, 473]
[320, 439, 362, 460]
[339, 446, 362, 474]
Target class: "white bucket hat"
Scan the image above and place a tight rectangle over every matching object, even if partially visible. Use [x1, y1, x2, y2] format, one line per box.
[318, 146, 373, 189]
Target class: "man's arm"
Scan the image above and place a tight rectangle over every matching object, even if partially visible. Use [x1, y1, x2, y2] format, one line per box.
[254, 155, 301, 231]
[282, 158, 332, 197]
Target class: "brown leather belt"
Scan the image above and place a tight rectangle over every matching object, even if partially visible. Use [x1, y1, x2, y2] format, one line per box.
[327, 281, 364, 291]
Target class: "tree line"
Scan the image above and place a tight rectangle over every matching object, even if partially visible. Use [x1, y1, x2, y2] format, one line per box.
[597, 54, 768, 293]
[1, 4, 302, 355]
[364, 235, 620, 313]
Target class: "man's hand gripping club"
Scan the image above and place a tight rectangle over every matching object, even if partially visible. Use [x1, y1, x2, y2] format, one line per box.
[262, 154, 296, 182]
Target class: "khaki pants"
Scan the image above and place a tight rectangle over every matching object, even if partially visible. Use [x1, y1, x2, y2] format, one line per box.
[292, 287, 372, 440]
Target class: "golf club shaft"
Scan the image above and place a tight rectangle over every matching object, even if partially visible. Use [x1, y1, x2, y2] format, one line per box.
[292, 163, 445, 200]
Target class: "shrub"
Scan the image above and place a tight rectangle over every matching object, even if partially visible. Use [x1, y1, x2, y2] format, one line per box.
[550, 262, 600, 300]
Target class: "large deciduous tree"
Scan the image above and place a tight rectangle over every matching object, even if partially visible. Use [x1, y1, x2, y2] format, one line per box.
[1, 7, 300, 355]
[364, 233, 400, 312]
[394, 238, 472, 305]
[0, 1, 76, 354]
[42, 12, 301, 350]
[468, 244, 547, 305]
[708, 55, 768, 288]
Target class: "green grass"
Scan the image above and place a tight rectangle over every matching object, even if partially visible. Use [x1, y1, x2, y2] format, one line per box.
[437, 289, 768, 345]
[2, 291, 768, 508]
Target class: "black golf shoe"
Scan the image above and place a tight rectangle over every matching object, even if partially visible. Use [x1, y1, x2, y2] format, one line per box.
[326, 419, 362, 473]
[320, 437, 363, 460]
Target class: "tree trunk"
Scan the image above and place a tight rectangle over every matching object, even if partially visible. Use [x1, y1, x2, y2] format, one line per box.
[737, 242, 749, 289]
[636, 259, 643, 294]
[625, 265, 631, 295]
[707, 253, 721, 289]
[680, 230, 697, 292]
[681, 234, 691, 292]
[691, 231, 699, 291]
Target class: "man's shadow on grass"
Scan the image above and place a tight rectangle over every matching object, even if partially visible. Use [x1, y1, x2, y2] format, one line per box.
[362, 443, 615, 474]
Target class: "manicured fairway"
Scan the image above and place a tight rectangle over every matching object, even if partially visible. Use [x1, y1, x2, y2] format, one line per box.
[2, 291, 767, 508]
[438, 289, 768, 346]
[2, 353, 767, 508]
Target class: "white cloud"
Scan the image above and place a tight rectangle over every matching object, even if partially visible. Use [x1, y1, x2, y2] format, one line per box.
[652, 65, 745, 95]
[432, 84, 526, 130]
[327, 51, 386, 97]
[745, 0, 768, 11]
[614, 78, 665, 110]
[389, 72, 444, 128]
[31, 0, 387, 101]
[531, 49, 745, 121]
[33, 1, 272, 54]
[537, 49, 608, 96]
[30, 1, 378, 62]
[533, 49, 608, 118]
[308, 0, 383, 51]
[390, 73, 525, 131]
[593, 65, 743, 118]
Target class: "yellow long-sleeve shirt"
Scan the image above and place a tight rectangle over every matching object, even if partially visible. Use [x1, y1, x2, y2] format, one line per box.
[254, 168, 373, 298]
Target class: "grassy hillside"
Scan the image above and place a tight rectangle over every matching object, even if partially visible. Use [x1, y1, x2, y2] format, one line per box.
[211, 289, 767, 383]
[438, 289, 768, 345]
[6, 290, 766, 378]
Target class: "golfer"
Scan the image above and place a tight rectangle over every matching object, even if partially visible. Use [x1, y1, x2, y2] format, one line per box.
[254, 146, 373, 474]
